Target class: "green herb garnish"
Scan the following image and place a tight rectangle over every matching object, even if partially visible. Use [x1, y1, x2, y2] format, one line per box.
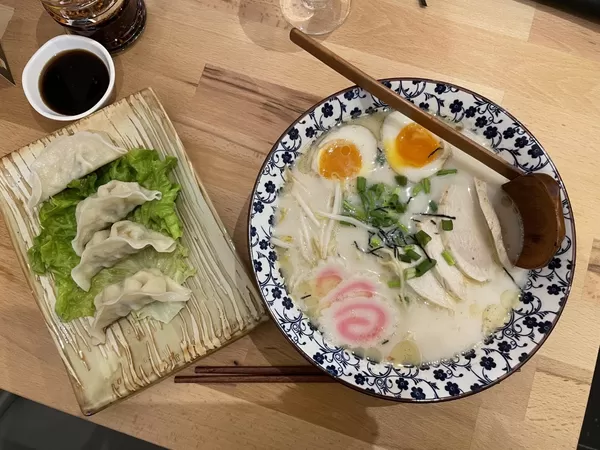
[399, 254, 412, 263]
[429, 200, 438, 212]
[405, 248, 421, 261]
[395, 175, 408, 186]
[404, 267, 417, 280]
[370, 236, 382, 248]
[415, 258, 437, 277]
[357, 176, 367, 193]
[415, 230, 432, 247]
[412, 183, 423, 196]
[343, 179, 409, 229]
[422, 178, 431, 194]
[387, 279, 402, 288]
[442, 250, 455, 266]
[441, 219, 454, 231]
[436, 169, 458, 176]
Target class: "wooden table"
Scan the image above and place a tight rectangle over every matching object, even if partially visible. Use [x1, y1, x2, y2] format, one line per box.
[1, 0, 599, 448]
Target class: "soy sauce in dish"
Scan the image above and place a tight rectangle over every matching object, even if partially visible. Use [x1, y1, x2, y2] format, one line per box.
[39, 49, 109, 116]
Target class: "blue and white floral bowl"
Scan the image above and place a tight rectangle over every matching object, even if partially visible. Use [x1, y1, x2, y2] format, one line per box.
[248, 79, 575, 402]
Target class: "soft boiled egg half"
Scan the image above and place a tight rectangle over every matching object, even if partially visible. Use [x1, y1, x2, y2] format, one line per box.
[381, 111, 450, 182]
[312, 125, 377, 180]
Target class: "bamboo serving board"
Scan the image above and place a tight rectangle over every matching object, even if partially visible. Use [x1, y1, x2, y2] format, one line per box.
[0, 88, 267, 415]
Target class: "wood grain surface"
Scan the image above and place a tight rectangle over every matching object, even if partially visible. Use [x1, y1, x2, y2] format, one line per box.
[0, 0, 599, 448]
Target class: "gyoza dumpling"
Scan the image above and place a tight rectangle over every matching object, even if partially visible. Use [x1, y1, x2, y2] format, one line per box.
[71, 180, 162, 255]
[71, 221, 176, 291]
[28, 131, 127, 208]
[91, 268, 191, 344]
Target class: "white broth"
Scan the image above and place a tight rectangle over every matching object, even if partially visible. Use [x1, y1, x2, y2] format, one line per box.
[273, 111, 527, 366]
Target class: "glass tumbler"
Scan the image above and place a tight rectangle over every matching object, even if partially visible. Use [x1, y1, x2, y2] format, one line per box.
[280, 0, 351, 35]
[39, 0, 147, 54]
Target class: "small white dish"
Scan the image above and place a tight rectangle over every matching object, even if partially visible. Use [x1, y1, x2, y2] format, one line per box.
[22, 35, 115, 122]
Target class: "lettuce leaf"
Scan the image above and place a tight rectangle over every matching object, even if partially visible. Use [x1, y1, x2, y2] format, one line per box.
[27, 149, 192, 322]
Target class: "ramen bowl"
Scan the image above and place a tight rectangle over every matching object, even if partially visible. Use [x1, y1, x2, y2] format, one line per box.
[248, 79, 575, 402]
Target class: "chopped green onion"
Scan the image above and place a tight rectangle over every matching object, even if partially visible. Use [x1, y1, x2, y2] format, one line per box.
[429, 200, 438, 212]
[395, 200, 406, 213]
[404, 267, 417, 280]
[442, 250, 455, 266]
[370, 236, 382, 248]
[398, 223, 409, 233]
[370, 209, 395, 228]
[370, 183, 385, 197]
[339, 221, 356, 227]
[403, 244, 415, 250]
[357, 176, 366, 193]
[342, 200, 357, 214]
[395, 175, 408, 186]
[405, 249, 421, 261]
[436, 169, 458, 176]
[415, 230, 432, 247]
[415, 258, 437, 277]
[399, 254, 412, 263]
[360, 191, 374, 211]
[412, 183, 423, 196]
[368, 190, 379, 209]
[422, 178, 431, 194]
[388, 279, 402, 288]
[342, 200, 366, 221]
[441, 219, 454, 231]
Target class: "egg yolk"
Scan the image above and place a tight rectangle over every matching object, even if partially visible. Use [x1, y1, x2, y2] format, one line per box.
[318, 140, 362, 180]
[395, 123, 440, 167]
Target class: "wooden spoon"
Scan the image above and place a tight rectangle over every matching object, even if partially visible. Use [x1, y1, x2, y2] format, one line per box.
[290, 28, 565, 270]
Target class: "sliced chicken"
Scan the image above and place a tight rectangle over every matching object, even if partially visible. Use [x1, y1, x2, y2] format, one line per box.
[401, 246, 455, 310]
[439, 184, 497, 282]
[473, 178, 512, 269]
[418, 220, 469, 301]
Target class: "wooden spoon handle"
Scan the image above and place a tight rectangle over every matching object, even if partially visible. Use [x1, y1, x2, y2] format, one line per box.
[290, 28, 523, 180]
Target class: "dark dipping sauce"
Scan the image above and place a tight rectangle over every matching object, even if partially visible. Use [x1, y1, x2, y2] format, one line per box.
[39, 49, 109, 116]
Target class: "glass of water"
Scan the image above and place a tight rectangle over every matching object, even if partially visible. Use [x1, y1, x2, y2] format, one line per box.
[280, 0, 351, 35]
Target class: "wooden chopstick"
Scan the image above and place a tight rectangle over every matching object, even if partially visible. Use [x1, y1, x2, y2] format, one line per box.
[174, 366, 335, 384]
[175, 375, 335, 384]
[193, 365, 323, 375]
[289, 28, 523, 181]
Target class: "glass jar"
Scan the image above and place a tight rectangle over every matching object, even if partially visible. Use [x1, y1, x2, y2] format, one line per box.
[39, 0, 147, 53]
[280, 0, 351, 35]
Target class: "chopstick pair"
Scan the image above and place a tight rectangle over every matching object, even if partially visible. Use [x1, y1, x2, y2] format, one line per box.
[174, 365, 335, 384]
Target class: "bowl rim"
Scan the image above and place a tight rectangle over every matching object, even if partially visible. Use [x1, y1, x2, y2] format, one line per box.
[247, 77, 577, 403]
